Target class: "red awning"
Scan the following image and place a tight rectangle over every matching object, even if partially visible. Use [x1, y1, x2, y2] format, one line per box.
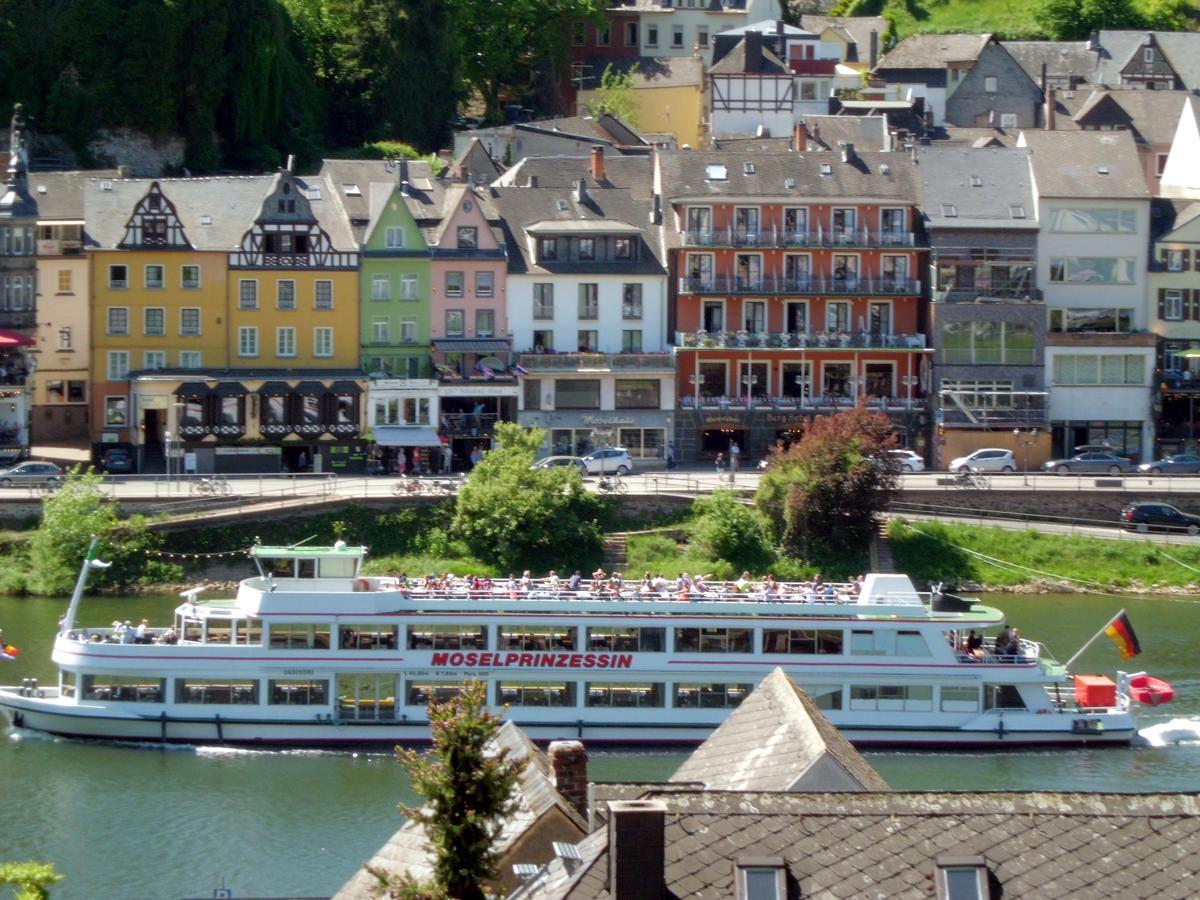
[0, 329, 34, 347]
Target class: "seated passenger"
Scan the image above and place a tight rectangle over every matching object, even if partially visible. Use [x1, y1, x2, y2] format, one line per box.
[735, 571, 752, 593]
[568, 570, 583, 591]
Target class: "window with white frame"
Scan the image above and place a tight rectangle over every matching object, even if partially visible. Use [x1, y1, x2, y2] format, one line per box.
[58, 326, 72, 351]
[239, 279, 258, 309]
[697, 25, 708, 46]
[276, 326, 296, 357]
[445, 271, 464, 297]
[57, 269, 72, 293]
[1000, 113, 1018, 128]
[1167, 250, 1185, 272]
[400, 318, 417, 343]
[384, 226, 405, 248]
[238, 326, 259, 357]
[179, 351, 202, 369]
[108, 264, 128, 288]
[743, 300, 766, 333]
[446, 309, 464, 336]
[107, 351, 130, 380]
[143, 350, 166, 370]
[107, 307, 129, 336]
[372, 318, 390, 344]
[622, 283, 643, 319]
[371, 274, 390, 301]
[476, 309, 495, 338]
[144, 265, 164, 289]
[578, 283, 599, 319]
[475, 270, 494, 297]
[1053, 353, 1145, 385]
[315, 280, 333, 309]
[181, 265, 200, 289]
[180, 307, 201, 336]
[400, 273, 418, 300]
[1165, 289, 1184, 320]
[314, 326, 333, 357]
[144, 307, 165, 336]
[533, 283, 554, 319]
[621, 330, 642, 353]
[277, 280, 296, 309]
[104, 396, 128, 426]
[984, 76, 998, 92]
[646, 24, 658, 46]
[671, 24, 683, 47]
[456, 226, 477, 249]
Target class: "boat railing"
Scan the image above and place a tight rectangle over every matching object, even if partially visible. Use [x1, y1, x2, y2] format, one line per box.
[953, 637, 1040, 665]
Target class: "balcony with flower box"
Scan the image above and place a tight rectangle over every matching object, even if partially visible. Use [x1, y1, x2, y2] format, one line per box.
[676, 275, 921, 296]
[516, 352, 674, 373]
[680, 227, 918, 250]
[678, 393, 921, 411]
[675, 330, 926, 350]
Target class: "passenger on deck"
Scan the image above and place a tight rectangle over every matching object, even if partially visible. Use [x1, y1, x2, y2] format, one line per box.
[994, 627, 1012, 657]
[592, 567, 607, 587]
[548, 570, 561, 591]
[135, 619, 152, 644]
[693, 573, 711, 594]
[519, 570, 532, 591]
[119, 621, 135, 644]
[568, 570, 582, 591]
[1007, 628, 1022, 658]
[652, 572, 668, 593]
[735, 571, 752, 593]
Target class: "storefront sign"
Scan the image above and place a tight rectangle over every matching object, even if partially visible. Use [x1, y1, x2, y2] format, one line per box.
[703, 416, 744, 426]
[215, 446, 281, 456]
[439, 385, 519, 397]
[765, 414, 809, 426]
[429, 651, 633, 669]
[580, 416, 636, 426]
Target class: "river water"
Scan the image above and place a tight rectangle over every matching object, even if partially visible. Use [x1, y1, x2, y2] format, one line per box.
[2, 590, 1199, 899]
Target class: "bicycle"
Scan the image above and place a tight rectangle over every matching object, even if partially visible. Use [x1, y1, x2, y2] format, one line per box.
[430, 475, 464, 497]
[951, 467, 989, 490]
[191, 475, 231, 496]
[392, 475, 423, 496]
[597, 474, 628, 494]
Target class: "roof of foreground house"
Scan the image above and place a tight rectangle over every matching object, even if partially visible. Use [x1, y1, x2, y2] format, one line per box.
[1018, 129, 1147, 199]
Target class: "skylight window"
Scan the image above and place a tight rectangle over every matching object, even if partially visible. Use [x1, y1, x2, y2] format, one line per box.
[735, 859, 785, 900]
[935, 858, 988, 900]
[970, 175, 982, 187]
[743, 162, 756, 175]
[304, 187, 322, 200]
[342, 183, 361, 196]
[942, 204, 958, 217]
[1097, 165, 1110, 175]
[1010, 205, 1026, 218]
[820, 163, 832, 176]
[784, 177, 796, 189]
[706, 164, 728, 181]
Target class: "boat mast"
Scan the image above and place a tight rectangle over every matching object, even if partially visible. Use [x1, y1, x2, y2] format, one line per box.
[1063, 609, 1126, 671]
[59, 537, 108, 636]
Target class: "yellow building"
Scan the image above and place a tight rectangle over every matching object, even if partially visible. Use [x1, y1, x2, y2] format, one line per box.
[578, 56, 706, 149]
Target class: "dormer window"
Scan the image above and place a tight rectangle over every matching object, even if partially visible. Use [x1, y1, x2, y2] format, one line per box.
[148, 194, 162, 211]
[457, 226, 477, 249]
[144, 218, 167, 242]
[934, 856, 988, 900]
[743, 162, 756, 175]
[264, 232, 309, 255]
[615, 238, 633, 260]
[735, 858, 785, 900]
[539, 237, 558, 261]
[578, 237, 595, 261]
[705, 164, 727, 181]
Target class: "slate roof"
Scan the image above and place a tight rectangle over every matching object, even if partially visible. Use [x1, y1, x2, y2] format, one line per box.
[937, 126, 1019, 147]
[82, 175, 274, 251]
[455, 137, 503, 185]
[669, 668, 889, 793]
[321, 159, 449, 246]
[875, 32, 992, 70]
[1003, 40, 1099, 87]
[709, 35, 789, 75]
[1096, 31, 1200, 92]
[799, 15, 889, 65]
[27, 169, 120, 221]
[581, 56, 704, 90]
[521, 791, 1200, 899]
[919, 146, 1036, 229]
[1018, 129, 1147, 199]
[1050, 88, 1192, 146]
[657, 149, 922, 203]
[336, 720, 586, 899]
[493, 155, 656, 199]
[799, 115, 890, 152]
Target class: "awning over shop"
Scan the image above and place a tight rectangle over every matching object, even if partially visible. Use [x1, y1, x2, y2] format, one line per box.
[0, 329, 35, 347]
[257, 381, 293, 395]
[174, 381, 212, 396]
[212, 382, 247, 396]
[432, 339, 511, 353]
[327, 380, 363, 394]
[292, 381, 327, 395]
[372, 426, 443, 448]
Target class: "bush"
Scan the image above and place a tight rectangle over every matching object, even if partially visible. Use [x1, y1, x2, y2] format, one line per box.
[690, 490, 774, 573]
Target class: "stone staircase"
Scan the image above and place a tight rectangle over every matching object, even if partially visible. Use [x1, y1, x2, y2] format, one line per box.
[601, 533, 628, 572]
[870, 519, 897, 573]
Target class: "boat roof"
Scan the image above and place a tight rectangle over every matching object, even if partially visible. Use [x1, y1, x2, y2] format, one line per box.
[250, 543, 365, 559]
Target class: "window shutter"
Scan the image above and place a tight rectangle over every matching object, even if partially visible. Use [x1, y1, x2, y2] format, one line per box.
[1185, 249, 1192, 271]
[1160, 247, 1169, 267]
[1159, 288, 1167, 319]
[1191, 289, 1200, 322]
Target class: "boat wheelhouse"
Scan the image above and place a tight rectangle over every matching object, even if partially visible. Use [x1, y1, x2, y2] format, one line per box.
[0, 544, 1138, 747]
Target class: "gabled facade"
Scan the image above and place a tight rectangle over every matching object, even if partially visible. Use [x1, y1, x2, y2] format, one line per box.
[0, 104, 37, 453]
[1149, 201, 1200, 455]
[634, 0, 776, 62]
[661, 148, 928, 462]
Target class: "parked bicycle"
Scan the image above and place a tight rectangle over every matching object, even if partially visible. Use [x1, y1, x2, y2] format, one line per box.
[429, 475, 465, 496]
[392, 475, 423, 496]
[191, 475, 231, 496]
[952, 467, 989, 490]
[597, 474, 628, 494]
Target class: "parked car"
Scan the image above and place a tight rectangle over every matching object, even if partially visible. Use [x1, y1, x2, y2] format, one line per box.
[1121, 502, 1200, 534]
[881, 449, 925, 473]
[99, 447, 135, 474]
[0, 460, 64, 487]
[1138, 454, 1200, 475]
[532, 455, 586, 472]
[580, 448, 633, 475]
[1042, 452, 1134, 475]
[948, 448, 1015, 473]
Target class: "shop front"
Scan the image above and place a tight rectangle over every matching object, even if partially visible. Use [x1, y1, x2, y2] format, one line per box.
[367, 378, 442, 474]
[438, 382, 519, 470]
[517, 409, 671, 462]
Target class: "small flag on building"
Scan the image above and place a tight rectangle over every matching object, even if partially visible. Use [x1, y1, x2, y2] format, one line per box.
[1104, 611, 1142, 660]
[478, 365, 495, 380]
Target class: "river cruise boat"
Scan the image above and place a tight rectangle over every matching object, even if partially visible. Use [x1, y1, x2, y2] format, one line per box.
[0, 543, 1139, 747]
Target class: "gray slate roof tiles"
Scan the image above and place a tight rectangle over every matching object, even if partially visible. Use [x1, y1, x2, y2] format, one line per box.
[1018, 128, 1147, 199]
[875, 32, 993, 70]
[918, 146, 1036, 229]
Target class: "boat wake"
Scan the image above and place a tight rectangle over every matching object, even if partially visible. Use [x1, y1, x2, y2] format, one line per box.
[1138, 717, 1200, 747]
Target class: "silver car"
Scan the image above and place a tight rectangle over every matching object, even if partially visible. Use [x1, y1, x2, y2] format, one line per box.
[1042, 452, 1134, 475]
[0, 461, 64, 487]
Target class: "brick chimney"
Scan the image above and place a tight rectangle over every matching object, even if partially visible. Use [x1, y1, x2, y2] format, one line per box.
[548, 740, 589, 816]
[1045, 86, 1057, 130]
[744, 31, 763, 72]
[590, 145, 606, 182]
[794, 121, 809, 152]
[608, 800, 666, 899]
[869, 29, 879, 69]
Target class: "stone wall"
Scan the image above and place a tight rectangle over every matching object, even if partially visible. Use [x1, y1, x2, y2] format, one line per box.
[87, 128, 186, 176]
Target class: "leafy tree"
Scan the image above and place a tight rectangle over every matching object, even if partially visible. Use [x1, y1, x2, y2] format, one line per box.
[449, 0, 603, 122]
[755, 403, 899, 562]
[379, 682, 519, 900]
[0, 861, 63, 900]
[452, 422, 603, 572]
[691, 490, 774, 573]
[584, 63, 639, 127]
[1034, 0, 1144, 38]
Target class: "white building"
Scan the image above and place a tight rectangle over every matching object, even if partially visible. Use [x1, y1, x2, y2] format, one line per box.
[634, 0, 776, 62]
[1020, 130, 1154, 460]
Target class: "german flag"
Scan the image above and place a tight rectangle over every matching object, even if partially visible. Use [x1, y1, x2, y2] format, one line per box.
[1104, 611, 1142, 660]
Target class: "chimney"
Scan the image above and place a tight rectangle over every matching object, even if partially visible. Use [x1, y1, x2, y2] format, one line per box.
[744, 31, 763, 72]
[574, 178, 589, 203]
[590, 145, 606, 182]
[1087, 30, 1100, 52]
[812, 122, 821, 143]
[525, 175, 538, 188]
[548, 741, 589, 816]
[840, 141, 855, 163]
[608, 800, 666, 899]
[285, 153, 295, 173]
[1040, 61, 1048, 91]
[116, 164, 131, 179]
[794, 121, 809, 152]
[869, 29, 879, 69]
[1045, 86, 1057, 130]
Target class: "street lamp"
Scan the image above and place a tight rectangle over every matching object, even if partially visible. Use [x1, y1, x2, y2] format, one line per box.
[902, 375, 919, 410]
[741, 373, 757, 407]
[1013, 426, 1038, 485]
[689, 373, 701, 408]
[164, 430, 172, 492]
[794, 373, 807, 406]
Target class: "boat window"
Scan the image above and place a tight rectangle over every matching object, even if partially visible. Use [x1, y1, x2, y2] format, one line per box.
[81, 674, 165, 703]
[336, 674, 397, 720]
[61, 671, 77, 698]
[175, 678, 260, 705]
[405, 680, 466, 706]
[587, 626, 665, 652]
[269, 623, 331, 649]
[674, 683, 752, 709]
[797, 684, 843, 710]
[262, 557, 293, 578]
[498, 626, 577, 652]
[268, 679, 328, 705]
[407, 624, 488, 651]
[339, 625, 398, 650]
[762, 628, 843, 655]
[674, 627, 752, 653]
[940, 686, 980, 712]
[182, 618, 203, 643]
[319, 556, 357, 578]
[586, 682, 665, 708]
[235, 618, 263, 646]
[983, 684, 1026, 710]
[297, 558, 317, 578]
[850, 684, 933, 711]
[850, 629, 894, 655]
[495, 681, 576, 707]
[205, 619, 233, 644]
[896, 630, 931, 657]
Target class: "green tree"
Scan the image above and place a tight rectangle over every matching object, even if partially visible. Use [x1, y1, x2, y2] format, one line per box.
[756, 403, 899, 562]
[452, 423, 603, 572]
[378, 682, 519, 900]
[584, 63, 639, 126]
[1035, 0, 1144, 38]
[0, 861, 64, 900]
[691, 490, 774, 572]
